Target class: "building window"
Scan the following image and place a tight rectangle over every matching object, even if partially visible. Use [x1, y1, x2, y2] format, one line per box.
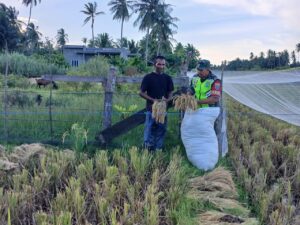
[71, 60, 79, 67]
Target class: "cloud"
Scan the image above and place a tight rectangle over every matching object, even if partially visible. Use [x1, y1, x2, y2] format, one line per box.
[195, 35, 299, 64]
[190, 0, 300, 31]
[18, 16, 38, 24]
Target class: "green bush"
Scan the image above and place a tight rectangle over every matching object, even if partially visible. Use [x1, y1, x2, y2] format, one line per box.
[32, 51, 69, 68]
[3, 90, 33, 108]
[67, 56, 110, 76]
[0, 53, 66, 77]
[5, 75, 31, 89]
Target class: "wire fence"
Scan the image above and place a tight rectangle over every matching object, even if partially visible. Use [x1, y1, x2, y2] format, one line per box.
[0, 88, 184, 149]
[1, 87, 299, 150]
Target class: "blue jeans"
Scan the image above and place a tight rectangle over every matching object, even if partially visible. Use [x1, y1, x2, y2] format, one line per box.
[144, 111, 167, 151]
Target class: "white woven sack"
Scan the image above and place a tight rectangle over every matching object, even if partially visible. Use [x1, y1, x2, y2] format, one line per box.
[181, 107, 220, 171]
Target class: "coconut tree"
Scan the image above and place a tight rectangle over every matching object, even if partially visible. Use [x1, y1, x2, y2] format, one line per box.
[94, 32, 114, 48]
[184, 43, 200, 70]
[26, 22, 42, 51]
[81, 2, 104, 47]
[128, 39, 139, 53]
[0, 3, 22, 51]
[150, 3, 178, 55]
[108, 0, 133, 48]
[22, 0, 41, 26]
[56, 28, 68, 49]
[82, 37, 88, 46]
[133, 0, 163, 63]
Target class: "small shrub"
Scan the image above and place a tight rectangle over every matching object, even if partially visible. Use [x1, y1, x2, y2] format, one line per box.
[3, 90, 33, 108]
[67, 56, 110, 77]
[62, 123, 88, 155]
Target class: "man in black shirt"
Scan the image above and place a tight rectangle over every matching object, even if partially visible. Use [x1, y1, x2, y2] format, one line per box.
[140, 56, 174, 151]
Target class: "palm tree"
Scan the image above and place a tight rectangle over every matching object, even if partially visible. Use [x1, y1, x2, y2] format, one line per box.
[108, 0, 133, 48]
[128, 39, 139, 53]
[133, 0, 163, 63]
[184, 43, 200, 70]
[150, 3, 178, 55]
[26, 22, 42, 51]
[94, 33, 114, 48]
[0, 4, 22, 51]
[22, 0, 41, 26]
[81, 2, 104, 47]
[82, 37, 88, 46]
[56, 28, 68, 49]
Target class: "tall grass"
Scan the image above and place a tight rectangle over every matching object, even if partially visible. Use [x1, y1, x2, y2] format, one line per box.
[0, 53, 66, 77]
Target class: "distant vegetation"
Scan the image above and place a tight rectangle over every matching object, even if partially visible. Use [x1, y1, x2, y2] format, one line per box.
[0, 1, 200, 76]
[217, 45, 300, 71]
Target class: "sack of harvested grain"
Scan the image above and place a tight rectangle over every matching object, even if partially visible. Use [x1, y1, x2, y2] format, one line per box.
[181, 107, 220, 171]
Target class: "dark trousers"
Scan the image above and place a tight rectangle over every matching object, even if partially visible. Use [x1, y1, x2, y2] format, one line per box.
[143, 111, 167, 151]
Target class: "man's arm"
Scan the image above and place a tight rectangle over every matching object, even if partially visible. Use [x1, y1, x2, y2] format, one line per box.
[139, 91, 155, 102]
[197, 79, 222, 105]
[165, 91, 173, 102]
[197, 96, 220, 105]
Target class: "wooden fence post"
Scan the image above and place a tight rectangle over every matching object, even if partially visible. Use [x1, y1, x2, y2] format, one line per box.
[178, 77, 190, 137]
[102, 67, 116, 129]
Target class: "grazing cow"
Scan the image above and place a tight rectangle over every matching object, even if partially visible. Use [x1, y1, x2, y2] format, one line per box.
[35, 78, 58, 89]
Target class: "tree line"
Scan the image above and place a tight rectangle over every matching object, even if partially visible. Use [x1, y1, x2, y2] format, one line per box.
[1, 0, 299, 72]
[219, 45, 300, 71]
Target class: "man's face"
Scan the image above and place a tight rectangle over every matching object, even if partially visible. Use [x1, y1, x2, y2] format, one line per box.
[154, 59, 166, 74]
[197, 68, 210, 78]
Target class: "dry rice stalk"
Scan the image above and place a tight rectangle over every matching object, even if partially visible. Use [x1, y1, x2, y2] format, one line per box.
[173, 94, 198, 111]
[188, 188, 237, 201]
[208, 197, 250, 217]
[189, 167, 237, 194]
[152, 100, 167, 124]
[198, 211, 259, 225]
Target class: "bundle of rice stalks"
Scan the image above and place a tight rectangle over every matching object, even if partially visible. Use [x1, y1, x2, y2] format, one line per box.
[152, 100, 167, 123]
[198, 211, 259, 225]
[189, 167, 237, 197]
[173, 94, 198, 111]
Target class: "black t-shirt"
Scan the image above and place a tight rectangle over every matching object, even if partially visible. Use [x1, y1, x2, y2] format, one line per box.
[141, 72, 174, 111]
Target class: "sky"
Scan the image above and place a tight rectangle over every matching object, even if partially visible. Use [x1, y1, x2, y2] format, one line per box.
[2, 0, 300, 65]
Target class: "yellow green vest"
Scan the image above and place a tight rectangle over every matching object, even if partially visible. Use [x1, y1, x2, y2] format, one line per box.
[191, 76, 215, 108]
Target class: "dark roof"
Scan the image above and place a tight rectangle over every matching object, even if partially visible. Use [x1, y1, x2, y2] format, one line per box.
[63, 45, 85, 49]
[64, 45, 130, 55]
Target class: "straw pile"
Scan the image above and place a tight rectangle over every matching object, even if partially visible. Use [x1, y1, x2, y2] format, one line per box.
[188, 167, 259, 225]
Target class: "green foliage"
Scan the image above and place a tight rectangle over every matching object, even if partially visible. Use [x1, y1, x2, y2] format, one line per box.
[0, 53, 66, 77]
[3, 90, 33, 108]
[32, 50, 69, 68]
[67, 56, 109, 76]
[0, 3, 22, 51]
[113, 103, 138, 119]
[0, 74, 31, 89]
[62, 123, 88, 155]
